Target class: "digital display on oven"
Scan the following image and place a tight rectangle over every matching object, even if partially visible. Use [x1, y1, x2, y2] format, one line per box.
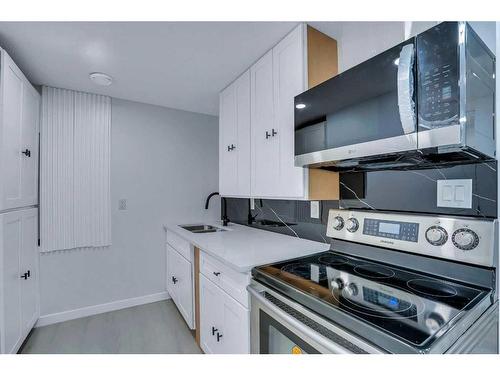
[363, 219, 419, 242]
[378, 222, 400, 235]
[363, 287, 406, 311]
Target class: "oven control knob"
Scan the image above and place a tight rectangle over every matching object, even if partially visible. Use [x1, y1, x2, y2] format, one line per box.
[425, 226, 448, 246]
[452, 228, 479, 251]
[330, 278, 344, 291]
[332, 216, 344, 230]
[344, 283, 358, 297]
[346, 218, 359, 233]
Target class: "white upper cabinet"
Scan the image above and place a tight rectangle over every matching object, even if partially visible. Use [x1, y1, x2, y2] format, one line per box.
[250, 50, 279, 197]
[0, 49, 40, 211]
[219, 70, 251, 197]
[219, 24, 340, 200]
[272, 24, 307, 198]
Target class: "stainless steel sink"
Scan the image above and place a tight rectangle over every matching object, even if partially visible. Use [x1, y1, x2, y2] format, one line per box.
[179, 224, 226, 233]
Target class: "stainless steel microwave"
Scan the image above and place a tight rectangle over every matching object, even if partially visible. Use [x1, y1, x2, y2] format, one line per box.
[294, 22, 496, 169]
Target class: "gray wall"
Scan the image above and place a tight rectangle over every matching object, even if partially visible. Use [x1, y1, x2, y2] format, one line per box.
[39, 98, 219, 316]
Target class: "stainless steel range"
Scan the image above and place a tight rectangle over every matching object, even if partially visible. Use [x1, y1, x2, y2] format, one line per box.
[249, 209, 498, 354]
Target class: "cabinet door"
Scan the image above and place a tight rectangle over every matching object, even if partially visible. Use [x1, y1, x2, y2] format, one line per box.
[199, 274, 223, 354]
[166, 245, 194, 329]
[20, 87, 40, 206]
[1, 52, 24, 210]
[1, 211, 22, 354]
[219, 71, 251, 197]
[0, 50, 40, 210]
[250, 50, 280, 197]
[19, 209, 39, 336]
[219, 289, 250, 354]
[219, 82, 238, 195]
[273, 24, 307, 198]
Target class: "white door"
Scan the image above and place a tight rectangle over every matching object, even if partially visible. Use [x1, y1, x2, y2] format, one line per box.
[0, 211, 22, 354]
[251, 50, 279, 197]
[166, 245, 194, 328]
[273, 24, 307, 198]
[0, 50, 40, 210]
[219, 291, 250, 354]
[219, 71, 251, 197]
[20, 88, 40, 206]
[233, 71, 251, 196]
[19, 208, 39, 336]
[219, 82, 238, 195]
[199, 274, 223, 354]
[1, 52, 24, 211]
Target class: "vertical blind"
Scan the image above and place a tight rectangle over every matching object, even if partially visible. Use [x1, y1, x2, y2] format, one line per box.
[40, 86, 111, 252]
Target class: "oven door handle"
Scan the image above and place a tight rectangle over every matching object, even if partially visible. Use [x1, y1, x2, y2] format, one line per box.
[247, 285, 355, 354]
[397, 43, 416, 135]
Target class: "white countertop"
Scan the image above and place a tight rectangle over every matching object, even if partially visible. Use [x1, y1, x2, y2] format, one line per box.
[164, 221, 330, 273]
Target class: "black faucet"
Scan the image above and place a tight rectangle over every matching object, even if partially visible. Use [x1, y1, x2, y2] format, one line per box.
[205, 192, 229, 227]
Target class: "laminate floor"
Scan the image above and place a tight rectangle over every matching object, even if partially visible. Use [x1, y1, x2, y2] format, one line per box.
[20, 300, 202, 354]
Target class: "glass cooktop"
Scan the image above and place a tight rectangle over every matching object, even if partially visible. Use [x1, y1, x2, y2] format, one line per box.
[252, 251, 491, 350]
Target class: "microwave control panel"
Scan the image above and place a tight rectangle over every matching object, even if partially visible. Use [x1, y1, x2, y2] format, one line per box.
[417, 22, 459, 128]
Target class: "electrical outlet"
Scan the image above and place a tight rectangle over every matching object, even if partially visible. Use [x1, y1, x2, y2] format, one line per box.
[310, 201, 320, 219]
[118, 199, 127, 210]
[437, 179, 472, 208]
[250, 198, 255, 210]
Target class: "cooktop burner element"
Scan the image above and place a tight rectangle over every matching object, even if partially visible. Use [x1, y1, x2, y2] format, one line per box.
[253, 250, 490, 351]
[318, 253, 349, 266]
[407, 279, 458, 298]
[353, 264, 395, 279]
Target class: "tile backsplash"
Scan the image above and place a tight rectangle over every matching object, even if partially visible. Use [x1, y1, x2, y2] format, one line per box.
[224, 161, 497, 243]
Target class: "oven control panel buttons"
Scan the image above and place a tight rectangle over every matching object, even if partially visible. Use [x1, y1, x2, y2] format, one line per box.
[332, 216, 344, 230]
[331, 278, 344, 291]
[346, 218, 359, 233]
[425, 226, 448, 246]
[344, 283, 359, 297]
[452, 228, 479, 251]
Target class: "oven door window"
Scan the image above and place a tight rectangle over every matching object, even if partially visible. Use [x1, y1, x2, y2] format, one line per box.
[260, 311, 320, 354]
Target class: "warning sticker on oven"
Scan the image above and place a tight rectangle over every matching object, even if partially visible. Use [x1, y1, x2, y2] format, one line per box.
[291, 346, 303, 354]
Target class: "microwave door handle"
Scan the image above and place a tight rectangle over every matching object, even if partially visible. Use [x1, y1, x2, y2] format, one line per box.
[397, 44, 416, 135]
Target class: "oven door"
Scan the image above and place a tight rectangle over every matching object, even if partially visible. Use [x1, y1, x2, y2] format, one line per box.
[294, 39, 417, 168]
[248, 282, 383, 354]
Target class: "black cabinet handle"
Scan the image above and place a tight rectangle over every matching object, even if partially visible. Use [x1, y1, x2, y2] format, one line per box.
[213, 272, 221, 277]
[216, 332, 223, 342]
[227, 144, 236, 151]
[265, 131, 271, 139]
[27, 270, 31, 278]
[21, 149, 31, 157]
[171, 276, 178, 284]
[211, 326, 218, 336]
[271, 128, 278, 137]
[21, 272, 28, 280]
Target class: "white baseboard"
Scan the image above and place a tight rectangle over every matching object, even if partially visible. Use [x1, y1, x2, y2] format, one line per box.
[36, 291, 170, 327]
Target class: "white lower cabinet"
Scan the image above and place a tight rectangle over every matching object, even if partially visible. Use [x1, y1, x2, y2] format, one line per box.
[199, 274, 249, 354]
[166, 244, 194, 329]
[0, 207, 39, 354]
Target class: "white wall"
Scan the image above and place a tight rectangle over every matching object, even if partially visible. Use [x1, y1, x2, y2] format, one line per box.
[311, 21, 496, 73]
[38, 98, 219, 317]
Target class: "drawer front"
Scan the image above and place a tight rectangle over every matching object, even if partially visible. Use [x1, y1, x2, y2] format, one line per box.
[166, 229, 192, 261]
[167, 244, 194, 329]
[200, 251, 250, 308]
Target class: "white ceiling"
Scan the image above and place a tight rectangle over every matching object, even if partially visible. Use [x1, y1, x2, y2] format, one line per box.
[0, 22, 299, 115]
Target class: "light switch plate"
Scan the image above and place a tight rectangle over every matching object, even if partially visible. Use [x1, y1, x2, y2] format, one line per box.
[119, 199, 127, 210]
[310, 201, 320, 219]
[437, 179, 472, 208]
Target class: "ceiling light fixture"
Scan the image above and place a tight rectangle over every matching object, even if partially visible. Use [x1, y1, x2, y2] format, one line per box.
[89, 72, 113, 86]
[295, 103, 306, 109]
